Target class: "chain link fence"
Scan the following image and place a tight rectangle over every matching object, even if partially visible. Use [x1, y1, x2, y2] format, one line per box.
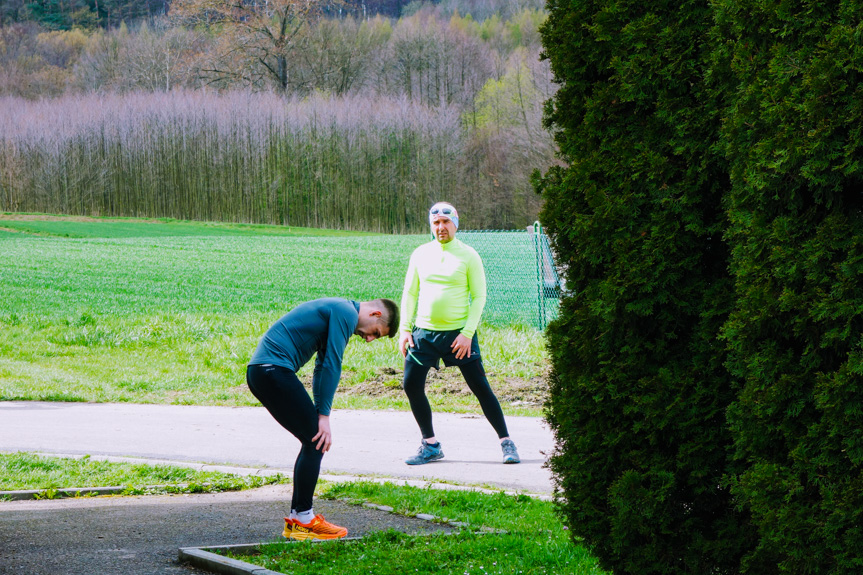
[460, 222, 563, 330]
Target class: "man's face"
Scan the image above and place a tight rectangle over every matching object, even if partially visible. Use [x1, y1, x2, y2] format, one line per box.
[355, 318, 389, 342]
[432, 216, 457, 244]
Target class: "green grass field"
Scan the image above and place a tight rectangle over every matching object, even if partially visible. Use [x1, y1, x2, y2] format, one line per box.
[0, 215, 548, 413]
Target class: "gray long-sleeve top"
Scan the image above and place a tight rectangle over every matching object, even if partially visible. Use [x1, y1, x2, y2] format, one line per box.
[249, 298, 359, 416]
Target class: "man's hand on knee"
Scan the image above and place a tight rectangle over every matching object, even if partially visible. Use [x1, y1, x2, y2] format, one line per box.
[312, 414, 332, 452]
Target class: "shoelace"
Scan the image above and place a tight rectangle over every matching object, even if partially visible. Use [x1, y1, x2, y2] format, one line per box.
[417, 443, 438, 456]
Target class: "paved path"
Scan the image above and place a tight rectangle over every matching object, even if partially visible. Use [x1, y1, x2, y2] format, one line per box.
[0, 402, 554, 494]
[0, 487, 452, 575]
[1, 401, 554, 574]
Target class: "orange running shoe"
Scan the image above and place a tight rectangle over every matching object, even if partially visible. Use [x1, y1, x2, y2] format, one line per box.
[289, 514, 348, 541]
[282, 517, 295, 538]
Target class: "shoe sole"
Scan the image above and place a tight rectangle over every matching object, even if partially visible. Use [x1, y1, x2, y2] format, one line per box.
[405, 453, 444, 465]
[503, 458, 520, 464]
[288, 530, 347, 541]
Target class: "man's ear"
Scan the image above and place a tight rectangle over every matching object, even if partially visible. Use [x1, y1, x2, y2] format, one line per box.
[370, 310, 382, 317]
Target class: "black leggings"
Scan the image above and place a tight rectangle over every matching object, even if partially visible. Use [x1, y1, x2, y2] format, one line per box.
[403, 358, 509, 440]
[246, 364, 322, 513]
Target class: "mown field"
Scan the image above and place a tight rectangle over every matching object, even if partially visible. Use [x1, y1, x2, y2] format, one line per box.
[0, 215, 548, 414]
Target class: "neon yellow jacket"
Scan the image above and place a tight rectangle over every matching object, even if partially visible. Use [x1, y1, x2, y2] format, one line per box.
[399, 238, 487, 338]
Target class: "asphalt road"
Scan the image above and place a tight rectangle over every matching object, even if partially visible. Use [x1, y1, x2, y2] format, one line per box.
[0, 401, 553, 574]
[0, 402, 554, 495]
[0, 486, 452, 575]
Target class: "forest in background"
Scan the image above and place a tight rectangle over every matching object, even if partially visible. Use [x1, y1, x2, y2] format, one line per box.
[0, 0, 531, 28]
[0, 0, 554, 231]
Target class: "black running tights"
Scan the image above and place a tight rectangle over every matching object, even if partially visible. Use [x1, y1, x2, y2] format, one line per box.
[246, 364, 322, 513]
[402, 359, 509, 440]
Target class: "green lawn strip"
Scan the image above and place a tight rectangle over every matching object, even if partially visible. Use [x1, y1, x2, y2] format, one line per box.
[0, 452, 288, 497]
[0, 216, 379, 239]
[223, 482, 605, 575]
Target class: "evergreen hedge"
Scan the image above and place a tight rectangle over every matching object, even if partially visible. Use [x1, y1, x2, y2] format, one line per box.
[538, 0, 862, 573]
[717, 1, 863, 573]
[536, 1, 750, 573]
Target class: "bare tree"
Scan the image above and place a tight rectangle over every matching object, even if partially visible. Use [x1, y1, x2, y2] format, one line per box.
[381, 11, 492, 108]
[170, 0, 329, 92]
[0, 23, 39, 96]
[123, 21, 204, 91]
[0, 23, 89, 97]
[72, 25, 127, 92]
[293, 15, 390, 95]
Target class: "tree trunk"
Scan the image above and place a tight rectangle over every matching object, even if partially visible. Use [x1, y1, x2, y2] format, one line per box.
[278, 55, 288, 91]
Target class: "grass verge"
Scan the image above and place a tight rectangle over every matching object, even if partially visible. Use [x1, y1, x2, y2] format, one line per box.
[223, 481, 606, 575]
[0, 452, 288, 497]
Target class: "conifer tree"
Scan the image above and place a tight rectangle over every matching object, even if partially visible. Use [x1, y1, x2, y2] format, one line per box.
[536, 1, 753, 572]
[715, 1, 863, 572]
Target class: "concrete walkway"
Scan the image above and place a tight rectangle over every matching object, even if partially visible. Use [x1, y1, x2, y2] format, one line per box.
[0, 401, 556, 575]
[0, 401, 555, 495]
[0, 487, 453, 575]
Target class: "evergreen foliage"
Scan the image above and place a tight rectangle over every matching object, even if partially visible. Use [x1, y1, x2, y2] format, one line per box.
[0, 0, 168, 30]
[0, 0, 454, 30]
[538, 0, 863, 573]
[537, 1, 748, 572]
[716, 1, 863, 573]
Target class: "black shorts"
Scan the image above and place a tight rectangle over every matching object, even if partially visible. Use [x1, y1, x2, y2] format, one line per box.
[405, 327, 481, 369]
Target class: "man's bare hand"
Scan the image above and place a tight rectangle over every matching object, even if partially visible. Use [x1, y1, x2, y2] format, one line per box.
[399, 331, 415, 357]
[451, 333, 472, 360]
[312, 414, 332, 452]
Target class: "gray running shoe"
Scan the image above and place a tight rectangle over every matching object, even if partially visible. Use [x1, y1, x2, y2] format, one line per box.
[405, 441, 444, 465]
[501, 439, 520, 464]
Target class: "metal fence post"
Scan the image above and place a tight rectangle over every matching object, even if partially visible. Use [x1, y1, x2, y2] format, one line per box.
[532, 221, 545, 330]
[459, 226, 560, 330]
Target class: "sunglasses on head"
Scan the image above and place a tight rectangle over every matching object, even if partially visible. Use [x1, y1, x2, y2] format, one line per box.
[430, 207, 453, 215]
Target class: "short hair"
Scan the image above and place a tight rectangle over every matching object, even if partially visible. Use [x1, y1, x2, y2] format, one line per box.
[373, 298, 400, 338]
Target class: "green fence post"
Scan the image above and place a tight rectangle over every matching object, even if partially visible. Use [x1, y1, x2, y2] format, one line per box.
[532, 221, 544, 330]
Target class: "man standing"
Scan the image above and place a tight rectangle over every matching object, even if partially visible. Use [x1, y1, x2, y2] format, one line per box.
[247, 297, 399, 540]
[398, 202, 520, 465]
